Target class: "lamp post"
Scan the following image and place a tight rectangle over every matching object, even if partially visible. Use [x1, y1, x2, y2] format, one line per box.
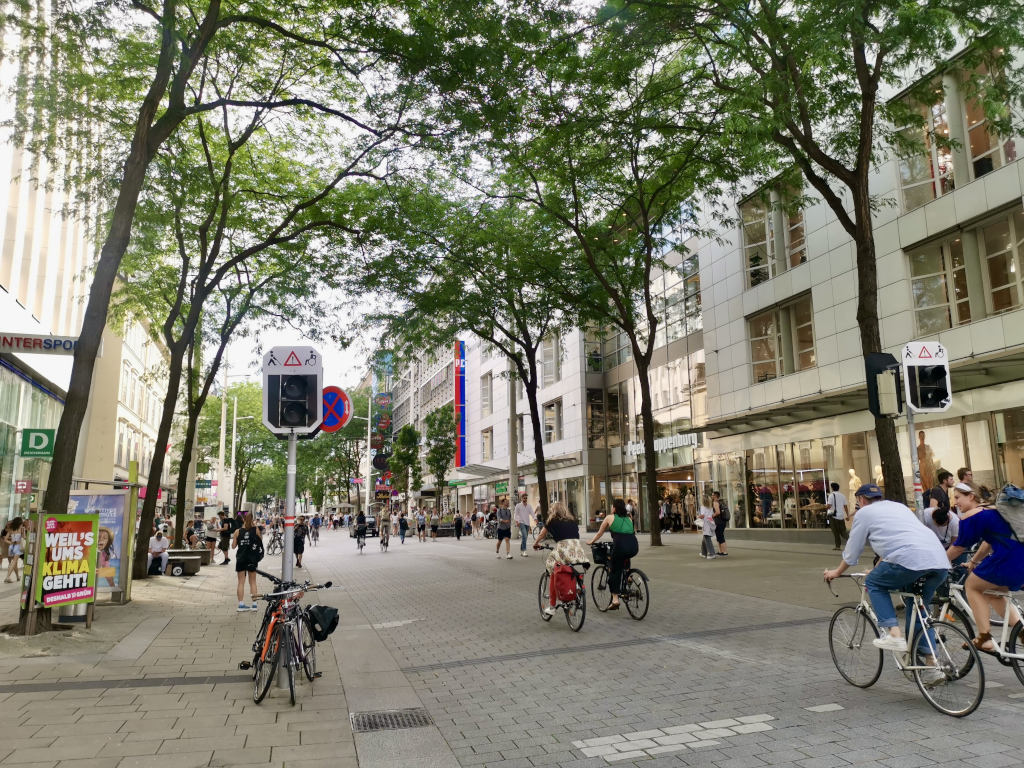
[229, 398, 254, 516]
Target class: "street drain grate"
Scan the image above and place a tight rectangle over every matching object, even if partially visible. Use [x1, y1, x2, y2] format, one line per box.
[350, 707, 433, 732]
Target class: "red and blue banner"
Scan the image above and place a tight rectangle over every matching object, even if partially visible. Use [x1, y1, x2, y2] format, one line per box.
[454, 340, 466, 467]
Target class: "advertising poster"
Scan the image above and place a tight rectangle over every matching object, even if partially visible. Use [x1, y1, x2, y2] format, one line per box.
[68, 491, 128, 591]
[35, 514, 99, 607]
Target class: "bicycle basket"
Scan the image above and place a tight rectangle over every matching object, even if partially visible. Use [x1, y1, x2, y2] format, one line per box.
[591, 541, 613, 565]
[307, 604, 339, 642]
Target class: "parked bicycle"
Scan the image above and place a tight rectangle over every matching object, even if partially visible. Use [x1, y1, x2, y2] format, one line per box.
[536, 543, 588, 631]
[589, 542, 650, 620]
[267, 529, 284, 557]
[931, 565, 1024, 686]
[243, 570, 337, 705]
[827, 572, 984, 717]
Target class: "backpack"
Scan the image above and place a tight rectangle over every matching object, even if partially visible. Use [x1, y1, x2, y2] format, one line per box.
[716, 500, 729, 526]
[238, 529, 265, 563]
[552, 564, 577, 602]
[995, 484, 1024, 540]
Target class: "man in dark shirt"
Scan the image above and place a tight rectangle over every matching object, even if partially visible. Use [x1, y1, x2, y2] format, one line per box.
[923, 470, 955, 516]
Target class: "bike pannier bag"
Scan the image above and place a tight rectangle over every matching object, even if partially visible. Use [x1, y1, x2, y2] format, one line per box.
[307, 604, 339, 641]
[553, 564, 577, 602]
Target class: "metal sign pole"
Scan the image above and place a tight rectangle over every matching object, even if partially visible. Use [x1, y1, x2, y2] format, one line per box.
[906, 407, 923, 514]
[278, 431, 297, 689]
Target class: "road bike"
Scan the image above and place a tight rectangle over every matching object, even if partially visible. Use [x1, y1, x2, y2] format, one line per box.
[244, 570, 333, 705]
[589, 542, 650, 620]
[931, 565, 1024, 686]
[267, 529, 284, 556]
[356, 526, 367, 554]
[827, 572, 984, 717]
[536, 544, 588, 631]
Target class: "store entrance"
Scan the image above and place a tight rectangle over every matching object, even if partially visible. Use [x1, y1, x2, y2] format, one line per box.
[651, 468, 699, 532]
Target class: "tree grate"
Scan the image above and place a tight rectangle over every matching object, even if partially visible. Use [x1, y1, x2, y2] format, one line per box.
[350, 707, 433, 732]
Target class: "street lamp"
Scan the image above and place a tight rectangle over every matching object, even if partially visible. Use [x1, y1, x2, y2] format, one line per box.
[228, 397, 255, 516]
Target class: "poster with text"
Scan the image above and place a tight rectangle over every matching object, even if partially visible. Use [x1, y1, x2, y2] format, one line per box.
[35, 514, 99, 607]
[69, 491, 127, 590]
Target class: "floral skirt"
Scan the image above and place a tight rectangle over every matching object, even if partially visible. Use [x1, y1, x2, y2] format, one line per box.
[545, 538, 591, 573]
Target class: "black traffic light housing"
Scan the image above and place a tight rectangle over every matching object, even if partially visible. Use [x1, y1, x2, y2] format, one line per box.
[864, 353, 902, 418]
[265, 374, 319, 431]
[906, 364, 951, 411]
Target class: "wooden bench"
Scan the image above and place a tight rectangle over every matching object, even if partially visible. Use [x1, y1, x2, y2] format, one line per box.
[165, 551, 202, 577]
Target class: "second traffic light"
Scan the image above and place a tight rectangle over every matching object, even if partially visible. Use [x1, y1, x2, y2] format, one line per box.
[906, 364, 951, 412]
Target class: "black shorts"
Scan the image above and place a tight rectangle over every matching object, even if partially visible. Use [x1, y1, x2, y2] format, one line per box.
[235, 559, 257, 573]
[715, 521, 727, 544]
[430, 525, 439, 533]
[497, 528, 511, 541]
[205, 535, 217, 543]
[294, 540, 305, 554]
[219, 535, 231, 551]
[417, 524, 425, 532]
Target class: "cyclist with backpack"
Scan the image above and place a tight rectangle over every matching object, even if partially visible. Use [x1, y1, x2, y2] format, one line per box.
[944, 481, 1024, 654]
[533, 502, 589, 615]
[232, 516, 264, 611]
[588, 498, 639, 610]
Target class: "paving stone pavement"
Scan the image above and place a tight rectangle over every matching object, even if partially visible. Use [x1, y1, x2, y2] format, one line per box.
[2, 528, 1024, 767]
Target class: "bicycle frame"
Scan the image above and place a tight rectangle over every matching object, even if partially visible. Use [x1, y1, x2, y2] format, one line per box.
[936, 582, 1024, 661]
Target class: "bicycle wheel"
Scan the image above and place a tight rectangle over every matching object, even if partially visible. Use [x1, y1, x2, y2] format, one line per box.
[253, 625, 281, 703]
[283, 632, 296, 706]
[912, 620, 983, 717]
[565, 586, 586, 632]
[590, 566, 612, 612]
[538, 573, 553, 621]
[300, 613, 317, 682]
[1007, 621, 1024, 687]
[623, 570, 650, 621]
[930, 599, 974, 639]
[828, 606, 883, 688]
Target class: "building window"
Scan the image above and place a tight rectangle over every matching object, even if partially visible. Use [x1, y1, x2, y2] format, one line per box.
[116, 426, 124, 466]
[748, 294, 815, 382]
[517, 414, 525, 452]
[543, 399, 562, 443]
[480, 373, 492, 417]
[481, 428, 493, 461]
[785, 207, 806, 267]
[897, 96, 954, 212]
[909, 238, 971, 334]
[964, 66, 1017, 179]
[981, 208, 1024, 314]
[586, 389, 605, 449]
[741, 197, 772, 287]
[540, 334, 561, 387]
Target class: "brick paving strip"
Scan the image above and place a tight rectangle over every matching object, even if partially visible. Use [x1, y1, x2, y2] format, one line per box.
[574, 715, 775, 763]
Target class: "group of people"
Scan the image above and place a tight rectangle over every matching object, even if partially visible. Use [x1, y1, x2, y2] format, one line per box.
[824, 476, 1024, 658]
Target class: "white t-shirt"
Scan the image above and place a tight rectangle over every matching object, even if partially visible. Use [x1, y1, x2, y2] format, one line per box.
[149, 535, 169, 555]
[827, 491, 850, 520]
[699, 505, 715, 535]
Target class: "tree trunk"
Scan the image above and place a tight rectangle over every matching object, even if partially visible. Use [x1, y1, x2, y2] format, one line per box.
[635, 357, 663, 545]
[523, 378, 549, 518]
[853, 189, 906, 504]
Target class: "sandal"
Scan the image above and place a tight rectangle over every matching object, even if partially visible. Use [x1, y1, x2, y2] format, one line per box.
[971, 632, 999, 656]
[609, 602, 620, 610]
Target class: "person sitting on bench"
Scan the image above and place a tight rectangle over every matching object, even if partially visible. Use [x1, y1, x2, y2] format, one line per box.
[147, 530, 170, 575]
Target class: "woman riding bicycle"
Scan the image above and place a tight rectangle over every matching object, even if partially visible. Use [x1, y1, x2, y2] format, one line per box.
[533, 502, 589, 615]
[588, 498, 639, 610]
[944, 480, 1024, 654]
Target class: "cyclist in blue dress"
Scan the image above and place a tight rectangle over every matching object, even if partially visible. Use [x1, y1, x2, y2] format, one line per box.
[945, 481, 1024, 654]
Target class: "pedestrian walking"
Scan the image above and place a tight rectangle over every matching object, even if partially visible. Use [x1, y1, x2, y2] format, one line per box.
[712, 491, 729, 556]
[416, 509, 427, 542]
[957, 467, 973, 483]
[294, 515, 310, 568]
[429, 509, 440, 540]
[232, 516, 264, 611]
[399, 512, 409, 543]
[495, 500, 513, 559]
[3, 517, 25, 583]
[514, 492, 532, 557]
[698, 496, 716, 559]
[923, 470, 955, 517]
[216, 510, 233, 565]
[826, 482, 851, 550]
[454, 511, 463, 540]
[475, 507, 484, 538]
[390, 510, 399, 537]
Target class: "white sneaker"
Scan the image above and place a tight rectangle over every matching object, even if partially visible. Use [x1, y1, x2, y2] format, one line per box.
[521, 552, 528, 557]
[506, 554, 513, 559]
[496, 553, 502, 559]
[543, 606, 556, 616]
[872, 633, 908, 652]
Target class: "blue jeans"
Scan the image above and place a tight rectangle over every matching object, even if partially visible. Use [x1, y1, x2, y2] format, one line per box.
[519, 523, 530, 550]
[865, 562, 947, 649]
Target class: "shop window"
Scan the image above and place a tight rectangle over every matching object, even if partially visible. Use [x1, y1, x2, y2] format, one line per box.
[543, 399, 562, 443]
[586, 389, 605, 449]
[748, 294, 815, 382]
[980, 209, 1024, 314]
[909, 237, 971, 334]
[481, 428, 493, 461]
[540, 334, 561, 387]
[897, 96, 954, 212]
[995, 409, 1024, 488]
[480, 373, 492, 417]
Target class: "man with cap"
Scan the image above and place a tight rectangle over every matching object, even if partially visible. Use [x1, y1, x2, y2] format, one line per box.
[824, 483, 949, 653]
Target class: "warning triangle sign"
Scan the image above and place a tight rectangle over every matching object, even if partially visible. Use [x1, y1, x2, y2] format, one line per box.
[284, 351, 302, 366]
[918, 346, 932, 359]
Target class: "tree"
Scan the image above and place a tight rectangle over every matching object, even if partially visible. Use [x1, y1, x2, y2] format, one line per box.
[424, 408, 458, 514]
[355, 182, 569, 517]
[388, 424, 422, 513]
[612, 0, 1024, 501]
[34, 0, 404, 538]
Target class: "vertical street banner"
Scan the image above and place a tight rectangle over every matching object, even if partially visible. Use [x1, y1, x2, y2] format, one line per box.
[454, 339, 466, 467]
[371, 392, 393, 451]
[68, 491, 128, 591]
[35, 514, 100, 607]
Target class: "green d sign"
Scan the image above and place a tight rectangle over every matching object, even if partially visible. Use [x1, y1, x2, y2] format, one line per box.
[21, 429, 55, 458]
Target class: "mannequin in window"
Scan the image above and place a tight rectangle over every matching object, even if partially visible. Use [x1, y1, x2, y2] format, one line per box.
[917, 430, 936, 491]
[847, 469, 862, 496]
[874, 465, 884, 489]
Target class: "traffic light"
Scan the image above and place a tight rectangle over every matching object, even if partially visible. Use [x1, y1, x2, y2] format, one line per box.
[864, 353, 902, 417]
[261, 346, 323, 436]
[906, 363, 951, 412]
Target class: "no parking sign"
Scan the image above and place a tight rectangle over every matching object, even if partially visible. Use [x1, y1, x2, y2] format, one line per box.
[321, 386, 353, 432]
